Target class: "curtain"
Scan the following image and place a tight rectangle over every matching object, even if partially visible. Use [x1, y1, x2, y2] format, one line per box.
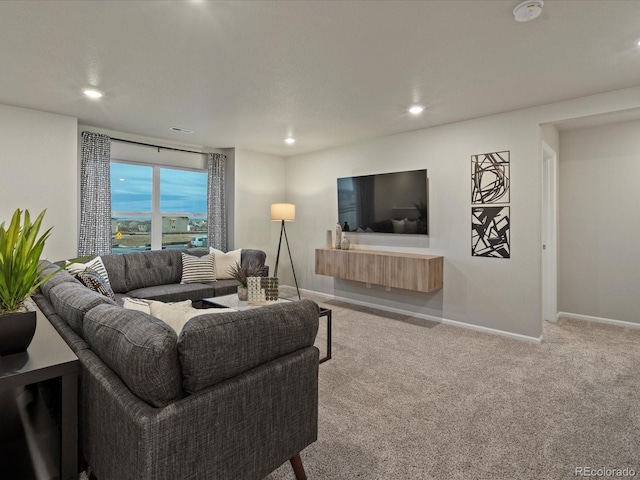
[79, 132, 112, 256]
[207, 152, 227, 251]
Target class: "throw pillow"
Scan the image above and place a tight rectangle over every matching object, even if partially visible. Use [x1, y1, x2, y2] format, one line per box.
[208, 247, 242, 280]
[149, 301, 234, 334]
[122, 297, 152, 314]
[74, 268, 116, 300]
[123, 298, 193, 315]
[66, 256, 111, 285]
[391, 218, 406, 233]
[181, 253, 216, 284]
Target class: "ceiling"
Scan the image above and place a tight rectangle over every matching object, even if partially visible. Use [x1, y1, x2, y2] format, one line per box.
[1, 0, 640, 156]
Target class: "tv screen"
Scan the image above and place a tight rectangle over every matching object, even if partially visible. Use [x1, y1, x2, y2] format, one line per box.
[337, 169, 428, 235]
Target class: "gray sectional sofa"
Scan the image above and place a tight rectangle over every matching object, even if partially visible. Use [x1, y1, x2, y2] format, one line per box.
[94, 248, 268, 304]
[32, 248, 320, 480]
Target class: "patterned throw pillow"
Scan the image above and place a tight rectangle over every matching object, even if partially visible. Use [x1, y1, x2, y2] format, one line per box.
[75, 268, 116, 300]
[66, 256, 111, 286]
[180, 253, 216, 284]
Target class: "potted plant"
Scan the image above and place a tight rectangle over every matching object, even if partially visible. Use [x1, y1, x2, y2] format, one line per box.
[0, 208, 55, 356]
[228, 259, 264, 301]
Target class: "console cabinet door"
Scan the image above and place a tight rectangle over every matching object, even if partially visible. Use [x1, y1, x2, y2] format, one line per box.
[344, 251, 385, 285]
[385, 255, 443, 293]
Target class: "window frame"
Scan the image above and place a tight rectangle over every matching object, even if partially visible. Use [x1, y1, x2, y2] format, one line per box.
[111, 159, 207, 251]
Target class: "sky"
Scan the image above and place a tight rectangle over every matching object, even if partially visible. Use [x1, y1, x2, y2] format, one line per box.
[111, 163, 207, 213]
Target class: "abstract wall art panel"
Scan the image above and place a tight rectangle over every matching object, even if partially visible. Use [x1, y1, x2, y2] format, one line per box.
[471, 206, 510, 258]
[471, 151, 510, 204]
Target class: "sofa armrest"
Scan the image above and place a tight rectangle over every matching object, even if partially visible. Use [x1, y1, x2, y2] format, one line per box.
[178, 299, 319, 394]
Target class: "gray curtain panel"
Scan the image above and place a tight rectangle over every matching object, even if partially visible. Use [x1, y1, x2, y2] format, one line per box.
[79, 131, 112, 256]
[207, 152, 227, 251]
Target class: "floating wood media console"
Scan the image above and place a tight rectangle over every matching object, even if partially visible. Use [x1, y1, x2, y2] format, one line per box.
[315, 248, 443, 293]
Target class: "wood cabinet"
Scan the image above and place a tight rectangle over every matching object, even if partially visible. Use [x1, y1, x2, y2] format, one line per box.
[315, 248, 443, 293]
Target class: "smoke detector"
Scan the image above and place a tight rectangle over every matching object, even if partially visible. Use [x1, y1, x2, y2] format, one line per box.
[513, 0, 544, 22]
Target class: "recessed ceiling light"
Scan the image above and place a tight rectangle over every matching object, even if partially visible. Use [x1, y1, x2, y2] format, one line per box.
[409, 105, 424, 115]
[513, 0, 544, 22]
[83, 89, 103, 99]
[285, 137, 295, 145]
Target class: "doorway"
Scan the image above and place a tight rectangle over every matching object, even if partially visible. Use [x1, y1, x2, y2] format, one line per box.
[542, 142, 558, 323]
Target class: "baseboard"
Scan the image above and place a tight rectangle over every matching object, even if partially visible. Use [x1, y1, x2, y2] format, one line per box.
[557, 311, 640, 330]
[297, 287, 542, 344]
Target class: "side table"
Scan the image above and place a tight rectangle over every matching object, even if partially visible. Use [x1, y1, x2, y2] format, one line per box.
[318, 307, 332, 364]
[0, 304, 79, 480]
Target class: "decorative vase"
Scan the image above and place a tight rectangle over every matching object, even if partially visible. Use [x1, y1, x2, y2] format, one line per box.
[0, 310, 37, 356]
[335, 222, 342, 249]
[340, 234, 350, 250]
[237, 285, 248, 301]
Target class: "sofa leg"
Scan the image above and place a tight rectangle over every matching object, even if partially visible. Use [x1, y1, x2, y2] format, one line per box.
[290, 453, 307, 480]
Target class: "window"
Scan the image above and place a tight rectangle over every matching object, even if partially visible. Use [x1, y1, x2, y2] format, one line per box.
[111, 162, 207, 253]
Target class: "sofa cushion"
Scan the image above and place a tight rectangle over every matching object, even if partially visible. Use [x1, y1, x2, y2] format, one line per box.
[83, 304, 184, 408]
[241, 249, 268, 276]
[181, 253, 216, 284]
[99, 253, 128, 293]
[37, 260, 80, 300]
[124, 250, 183, 291]
[178, 299, 320, 394]
[49, 281, 117, 336]
[127, 283, 216, 303]
[206, 279, 240, 297]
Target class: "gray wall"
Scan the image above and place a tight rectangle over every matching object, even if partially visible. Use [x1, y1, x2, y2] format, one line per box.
[559, 120, 640, 325]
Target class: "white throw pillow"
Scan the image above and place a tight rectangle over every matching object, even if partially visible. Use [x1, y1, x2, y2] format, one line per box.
[65, 256, 111, 285]
[149, 301, 234, 334]
[391, 218, 406, 234]
[181, 253, 216, 284]
[123, 298, 192, 315]
[209, 248, 242, 280]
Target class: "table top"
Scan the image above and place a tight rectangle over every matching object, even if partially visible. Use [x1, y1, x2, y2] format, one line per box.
[0, 305, 78, 391]
[204, 294, 331, 315]
[203, 294, 294, 311]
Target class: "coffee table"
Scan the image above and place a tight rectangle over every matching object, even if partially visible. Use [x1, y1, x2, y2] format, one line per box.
[203, 294, 332, 363]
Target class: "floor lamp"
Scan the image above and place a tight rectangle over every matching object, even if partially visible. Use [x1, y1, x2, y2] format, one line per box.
[271, 203, 301, 300]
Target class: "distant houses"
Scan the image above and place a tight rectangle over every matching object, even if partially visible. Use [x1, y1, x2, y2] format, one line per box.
[112, 216, 207, 234]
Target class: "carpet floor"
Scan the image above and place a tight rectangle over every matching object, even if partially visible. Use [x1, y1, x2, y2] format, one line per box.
[265, 291, 640, 480]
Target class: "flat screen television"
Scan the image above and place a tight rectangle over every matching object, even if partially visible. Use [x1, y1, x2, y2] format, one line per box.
[337, 169, 428, 235]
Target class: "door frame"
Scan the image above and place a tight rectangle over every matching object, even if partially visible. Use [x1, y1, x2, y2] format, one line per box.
[541, 141, 558, 323]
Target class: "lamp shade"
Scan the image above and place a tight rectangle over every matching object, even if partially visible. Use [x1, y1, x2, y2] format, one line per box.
[271, 203, 295, 221]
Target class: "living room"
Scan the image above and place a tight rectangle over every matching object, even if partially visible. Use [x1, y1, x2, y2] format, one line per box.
[1, 1, 639, 479]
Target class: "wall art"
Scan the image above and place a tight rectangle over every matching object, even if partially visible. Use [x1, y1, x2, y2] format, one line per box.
[471, 151, 510, 204]
[471, 206, 510, 258]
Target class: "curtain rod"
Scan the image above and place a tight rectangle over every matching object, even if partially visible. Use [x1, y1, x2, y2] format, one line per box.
[110, 137, 205, 155]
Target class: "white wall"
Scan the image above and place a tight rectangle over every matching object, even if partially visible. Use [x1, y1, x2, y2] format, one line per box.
[559, 120, 640, 325]
[287, 112, 543, 338]
[0, 104, 78, 260]
[284, 85, 640, 339]
[233, 149, 286, 272]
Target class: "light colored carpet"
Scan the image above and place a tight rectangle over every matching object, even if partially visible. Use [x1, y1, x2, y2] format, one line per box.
[266, 290, 640, 480]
